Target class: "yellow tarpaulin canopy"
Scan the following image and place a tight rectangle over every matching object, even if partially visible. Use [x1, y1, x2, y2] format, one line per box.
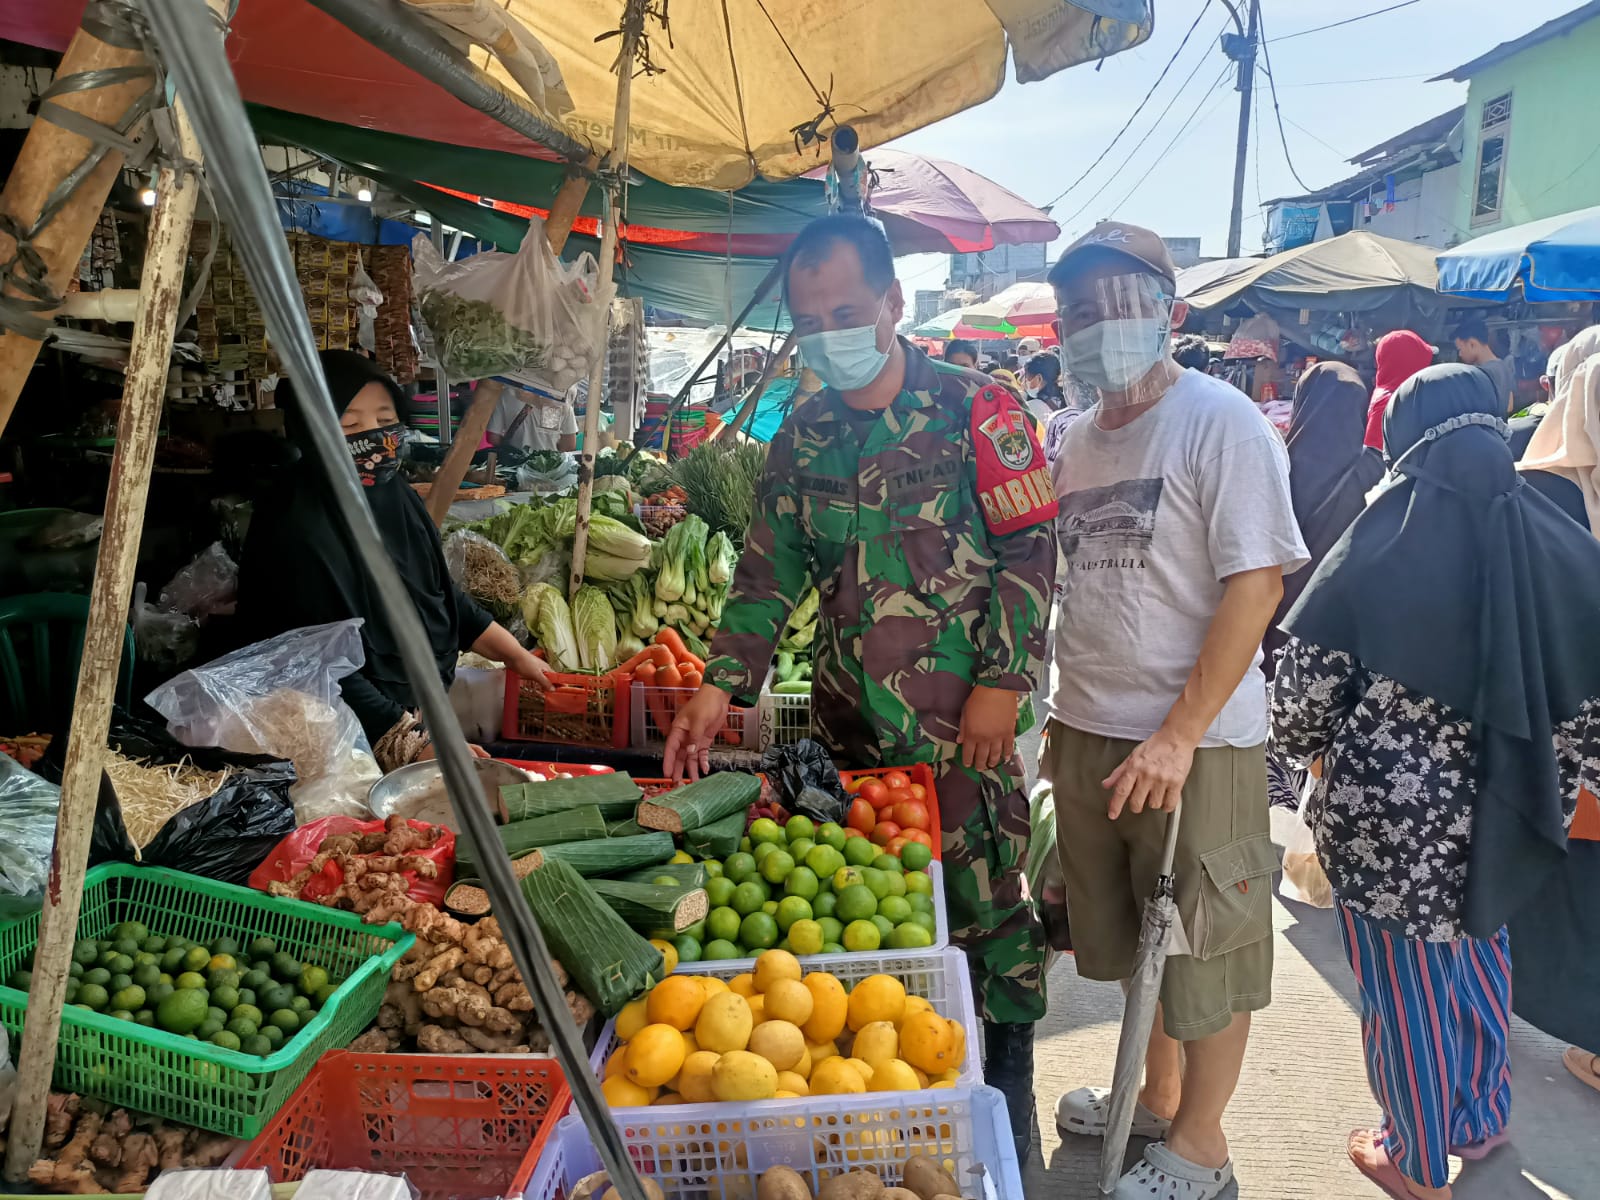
[451, 0, 1150, 188]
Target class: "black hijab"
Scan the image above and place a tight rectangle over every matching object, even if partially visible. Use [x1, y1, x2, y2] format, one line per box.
[1283, 363, 1600, 938]
[1266, 363, 1385, 672]
[238, 352, 490, 740]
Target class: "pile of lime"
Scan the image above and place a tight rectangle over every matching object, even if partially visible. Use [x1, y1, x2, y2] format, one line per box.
[7, 922, 339, 1057]
[670, 814, 937, 964]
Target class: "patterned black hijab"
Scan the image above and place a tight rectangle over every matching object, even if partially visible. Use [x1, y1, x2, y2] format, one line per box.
[1284, 363, 1600, 937]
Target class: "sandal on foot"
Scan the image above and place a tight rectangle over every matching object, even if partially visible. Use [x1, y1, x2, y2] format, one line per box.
[1056, 1085, 1172, 1139]
[1450, 1130, 1508, 1160]
[1348, 1129, 1444, 1200]
[1110, 1142, 1233, 1200]
[1564, 1046, 1600, 1095]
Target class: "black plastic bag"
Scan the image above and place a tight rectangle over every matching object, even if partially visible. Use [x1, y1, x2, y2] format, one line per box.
[761, 739, 849, 824]
[49, 710, 300, 886]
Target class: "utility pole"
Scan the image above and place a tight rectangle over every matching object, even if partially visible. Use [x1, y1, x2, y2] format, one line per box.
[1224, 0, 1259, 258]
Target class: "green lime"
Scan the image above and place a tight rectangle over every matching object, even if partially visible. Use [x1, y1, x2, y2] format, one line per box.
[110, 974, 133, 993]
[315, 983, 338, 1004]
[812, 891, 838, 919]
[135, 1010, 155, 1027]
[160, 947, 186, 973]
[238, 988, 256, 1008]
[260, 1024, 284, 1048]
[805, 846, 845, 880]
[784, 814, 816, 843]
[69, 962, 84, 979]
[113, 921, 148, 942]
[888, 923, 933, 950]
[230, 1003, 263, 1028]
[109, 1009, 136, 1022]
[198, 1017, 225, 1039]
[872, 854, 901, 872]
[832, 866, 865, 892]
[133, 952, 158, 969]
[752, 840, 780, 863]
[673, 935, 703, 964]
[112, 938, 140, 958]
[842, 920, 881, 952]
[72, 941, 99, 966]
[175, 972, 207, 991]
[289, 995, 311, 1015]
[259, 984, 293, 1012]
[267, 1008, 300, 1034]
[762, 900, 780, 916]
[747, 817, 783, 845]
[723, 852, 757, 883]
[788, 918, 824, 956]
[784, 866, 819, 900]
[739, 912, 779, 951]
[788, 838, 816, 865]
[775, 896, 813, 932]
[905, 870, 933, 897]
[242, 1034, 273, 1057]
[240, 968, 268, 992]
[209, 968, 241, 991]
[911, 912, 938, 936]
[739, 837, 753, 853]
[107, 953, 134, 975]
[211, 986, 240, 1013]
[248, 937, 277, 960]
[701, 939, 741, 961]
[730, 882, 766, 917]
[706, 877, 737, 908]
[298, 965, 329, 995]
[817, 917, 844, 946]
[8, 969, 32, 991]
[210, 1030, 242, 1051]
[707, 907, 742, 942]
[83, 967, 111, 988]
[147, 982, 175, 1006]
[878, 896, 913, 924]
[702, 860, 723, 879]
[882, 872, 907, 898]
[209, 936, 238, 957]
[870, 915, 896, 942]
[271, 952, 302, 982]
[844, 838, 878, 868]
[132, 963, 161, 989]
[861, 868, 892, 901]
[749, 877, 772, 902]
[182, 946, 210, 973]
[823, 942, 846, 955]
[141, 936, 166, 954]
[817, 822, 848, 852]
[226, 1017, 258, 1040]
[651, 875, 682, 888]
[907, 893, 933, 915]
[835, 884, 877, 923]
[156, 988, 208, 1034]
[76, 984, 109, 1011]
[111, 985, 146, 1011]
[900, 842, 933, 872]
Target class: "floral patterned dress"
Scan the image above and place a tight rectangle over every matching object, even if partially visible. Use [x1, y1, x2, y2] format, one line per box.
[1269, 637, 1600, 941]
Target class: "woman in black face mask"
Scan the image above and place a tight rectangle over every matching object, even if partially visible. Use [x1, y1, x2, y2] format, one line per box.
[238, 351, 551, 763]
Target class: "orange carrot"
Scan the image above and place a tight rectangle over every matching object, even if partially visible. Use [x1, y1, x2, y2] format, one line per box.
[654, 627, 691, 663]
[646, 643, 675, 668]
[681, 669, 703, 689]
[656, 664, 684, 688]
[615, 645, 658, 674]
[634, 661, 657, 686]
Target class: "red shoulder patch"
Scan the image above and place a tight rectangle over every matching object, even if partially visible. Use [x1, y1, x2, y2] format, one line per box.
[971, 384, 1058, 534]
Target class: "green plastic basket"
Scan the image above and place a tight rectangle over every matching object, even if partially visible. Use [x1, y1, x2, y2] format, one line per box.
[0, 864, 413, 1138]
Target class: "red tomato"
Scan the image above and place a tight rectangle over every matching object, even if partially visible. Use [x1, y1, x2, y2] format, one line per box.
[846, 799, 877, 834]
[892, 801, 930, 831]
[843, 827, 868, 840]
[858, 780, 887, 806]
[906, 783, 927, 802]
[870, 821, 901, 847]
[885, 836, 910, 857]
[901, 828, 934, 849]
[876, 805, 896, 823]
[882, 770, 912, 790]
[884, 786, 913, 808]
[844, 776, 864, 793]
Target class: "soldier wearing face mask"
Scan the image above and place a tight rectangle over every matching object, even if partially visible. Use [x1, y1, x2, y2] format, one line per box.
[664, 215, 1057, 1162]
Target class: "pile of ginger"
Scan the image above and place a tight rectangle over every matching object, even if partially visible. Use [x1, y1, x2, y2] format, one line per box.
[15, 1094, 233, 1194]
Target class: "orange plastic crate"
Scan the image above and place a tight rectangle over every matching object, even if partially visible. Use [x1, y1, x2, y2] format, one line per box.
[501, 669, 631, 748]
[238, 1051, 569, 1200]
[839, 762, 943, 862]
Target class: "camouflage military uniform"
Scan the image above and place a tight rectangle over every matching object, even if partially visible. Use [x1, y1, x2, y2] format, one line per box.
[704, 342, 1056, 1023]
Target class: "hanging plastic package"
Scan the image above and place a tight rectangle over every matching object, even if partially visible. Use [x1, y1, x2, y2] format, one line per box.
[0, 756, 60, 918]
[144, 620, 381, 823]
[412, 223, 601, 399]
[760, 739, 849, 823]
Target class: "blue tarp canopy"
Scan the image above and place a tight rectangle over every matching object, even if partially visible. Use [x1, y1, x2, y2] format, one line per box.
[1436, 206, 1600, 301]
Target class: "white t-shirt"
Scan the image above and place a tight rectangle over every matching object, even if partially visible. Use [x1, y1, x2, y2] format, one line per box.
[1048, 369, 1308, 747]
[487, 388, 577, 452]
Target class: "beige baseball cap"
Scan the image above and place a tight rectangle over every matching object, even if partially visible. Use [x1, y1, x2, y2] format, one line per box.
[1048, 221, 1178, 295]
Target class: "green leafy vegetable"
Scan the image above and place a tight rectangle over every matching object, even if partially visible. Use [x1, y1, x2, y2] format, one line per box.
[419, 289, 549, 382]
[572, 585, 619, 670]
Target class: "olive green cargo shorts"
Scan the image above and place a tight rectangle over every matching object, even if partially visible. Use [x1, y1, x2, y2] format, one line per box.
[1043, 720, 1277, 1040]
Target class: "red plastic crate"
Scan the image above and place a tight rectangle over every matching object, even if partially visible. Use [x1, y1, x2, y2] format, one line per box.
[631, 682, 760, 750]
[502, 669, 631, 748]
[839, 762, 943, 862]
[238, 1050, 569, 1200]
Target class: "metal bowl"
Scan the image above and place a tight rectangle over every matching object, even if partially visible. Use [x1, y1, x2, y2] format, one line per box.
[367, 758, 530, 828]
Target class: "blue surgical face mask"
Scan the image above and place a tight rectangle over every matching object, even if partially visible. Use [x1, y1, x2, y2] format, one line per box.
[798, 294, 891, 391]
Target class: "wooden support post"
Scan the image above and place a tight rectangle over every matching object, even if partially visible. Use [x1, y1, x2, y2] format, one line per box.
[1, 12, 214, 1179]
[0, 16, 153, 439]
[421, 166, 596, 525]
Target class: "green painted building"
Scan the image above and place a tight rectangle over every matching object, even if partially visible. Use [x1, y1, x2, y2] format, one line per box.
[1433, 2, 1600, 237]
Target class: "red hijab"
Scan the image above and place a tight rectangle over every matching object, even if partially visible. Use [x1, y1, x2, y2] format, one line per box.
[1364, 330, 1436, 448]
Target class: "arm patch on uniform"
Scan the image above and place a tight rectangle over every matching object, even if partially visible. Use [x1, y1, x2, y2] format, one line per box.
[971, 383, 1058, 534]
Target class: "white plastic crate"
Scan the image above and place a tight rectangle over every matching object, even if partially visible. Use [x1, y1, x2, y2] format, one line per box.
[631, 681, 760, 750]
[588, 945, 981, 1092]
[532, 1084, 1024, 1200]
[757, 687, 811, 748]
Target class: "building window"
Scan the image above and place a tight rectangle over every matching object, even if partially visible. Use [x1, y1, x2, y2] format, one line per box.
[1472, 92, 1512, 224]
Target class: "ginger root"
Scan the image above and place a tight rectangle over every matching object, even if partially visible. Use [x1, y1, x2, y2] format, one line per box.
[416, 1024, 473, 1053]
[113, 1133, 159, 1192]
[44, 1093, 80, 1151]
[88, 1109, 131, 1167]
[182, 1131, 237, 1168]
[413, 946, 466, 991]
[155, 1128, 186, 1173]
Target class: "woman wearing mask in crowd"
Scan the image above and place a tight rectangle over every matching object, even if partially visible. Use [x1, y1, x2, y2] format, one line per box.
[1363, 329, 1435, 449]
[1517, 325, 1600, 531]
[238, 351, 551, 765]
[1270, 364, 1600, 1200]
[1022, 351, 1065, 422]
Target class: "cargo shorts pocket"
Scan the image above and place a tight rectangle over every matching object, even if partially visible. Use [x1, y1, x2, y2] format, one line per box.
[1191, 833, 1279, 960]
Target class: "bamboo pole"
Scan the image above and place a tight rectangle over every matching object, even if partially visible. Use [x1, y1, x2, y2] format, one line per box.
[0, 11, 154, 440]
[1, 6, 216, 1178]
[423, 167, 595, 526]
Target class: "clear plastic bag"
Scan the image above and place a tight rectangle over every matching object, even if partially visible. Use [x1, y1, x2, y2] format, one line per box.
[0, 756, 61, 911]
[441, 528, 520, 621]
[144, 620, 380, 823]
[132, 581, 201, 671]
[351, 252, 385, 354]
[412, 227, 601, 397]
[1271, 778, 1334, 908]
[514, 456, 578, 494]
[159, 541, 239, 620]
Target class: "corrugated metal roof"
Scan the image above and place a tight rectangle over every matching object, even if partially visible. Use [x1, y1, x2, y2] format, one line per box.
[1430, 0, 1600, 81]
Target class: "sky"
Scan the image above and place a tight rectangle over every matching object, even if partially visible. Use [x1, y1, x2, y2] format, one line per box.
[884, 0, 1583, 296]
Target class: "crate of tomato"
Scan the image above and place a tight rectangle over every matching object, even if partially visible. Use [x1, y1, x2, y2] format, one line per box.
[840, 763, 942, 862]
[625, 630, 760, 751]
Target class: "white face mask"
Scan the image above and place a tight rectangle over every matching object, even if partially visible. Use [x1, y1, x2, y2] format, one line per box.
[798, 294, 891, 391]
[1061, 316, 1170, 393]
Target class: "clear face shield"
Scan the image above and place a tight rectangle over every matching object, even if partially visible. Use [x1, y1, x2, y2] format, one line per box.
[1055, 272, 1175, 406]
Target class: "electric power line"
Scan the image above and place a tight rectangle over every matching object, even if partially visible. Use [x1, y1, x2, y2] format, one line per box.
[1040, 0, 1216, 209]
[1255, 10, 1316, 193]
[1279, 72, 1431, 87]
[1103, 66, 1236, 221]
[1281, 114, 1348, 161]
[1267, 0, 1422, 43]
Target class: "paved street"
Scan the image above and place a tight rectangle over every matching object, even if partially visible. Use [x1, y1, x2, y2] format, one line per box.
[1019, 893, 1596, 1199]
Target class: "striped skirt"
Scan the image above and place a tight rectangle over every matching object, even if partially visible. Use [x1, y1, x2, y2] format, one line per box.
[1335, 902, 1513, 1189]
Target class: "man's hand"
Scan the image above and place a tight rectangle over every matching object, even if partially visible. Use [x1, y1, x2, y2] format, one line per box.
[1103, 725, 1197, 819]
[417, 741, 491, 761]
[506, 648, 554, 692]
[663, 685, 733, 781]
[957, 685, 1019, 771]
